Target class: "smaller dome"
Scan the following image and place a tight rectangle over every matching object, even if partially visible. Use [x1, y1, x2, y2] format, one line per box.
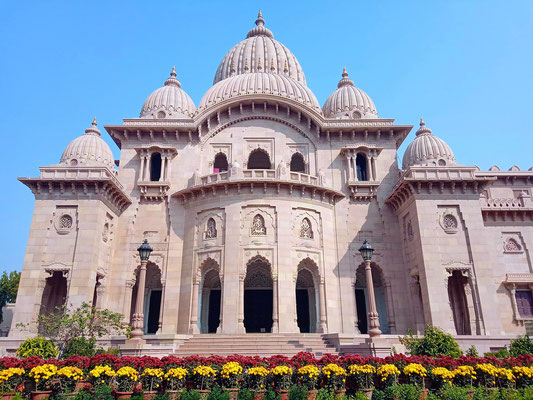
[323, 68, 377, 119]
[402, 118, 456, 169]
[198, 72, 321, 113]
[140, 67, 196, 119]
[60, 118, 115, 169]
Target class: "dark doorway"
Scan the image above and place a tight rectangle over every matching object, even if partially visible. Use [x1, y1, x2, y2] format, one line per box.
[147, 290, 161, 334]
[150, 153, 162, 181]
[290, 153, 306, 173]
[244, 289, 273, 333]
[356, 153, 368, 181]
[296, 289, 310, 333]
[355, 289, 367, 334]
[247, 149, 271, 169]
[213, 153, 228, 172]
[208, 289, 221, 333]
[448, 271, 471, 335]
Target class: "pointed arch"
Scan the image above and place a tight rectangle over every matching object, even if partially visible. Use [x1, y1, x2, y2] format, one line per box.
[290, 152, 306, 173]
[213, 152, 229, 172]
[247, 149, 272, 169]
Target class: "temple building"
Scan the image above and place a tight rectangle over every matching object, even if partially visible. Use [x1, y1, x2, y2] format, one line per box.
[7, 12, 533, 356]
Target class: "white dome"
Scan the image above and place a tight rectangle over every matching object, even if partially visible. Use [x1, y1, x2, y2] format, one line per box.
[60, 119, 115, 169]
[140, 67, 196, 119]
[213, 11, 306, 85]
[198, 72, 321, 113]
[323, 68, 377, 119]
[402, 119, 456, 169]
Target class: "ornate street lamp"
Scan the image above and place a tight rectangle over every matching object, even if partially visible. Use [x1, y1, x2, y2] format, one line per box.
[130, 239, 153, 341]
[358, 240, 381, 337]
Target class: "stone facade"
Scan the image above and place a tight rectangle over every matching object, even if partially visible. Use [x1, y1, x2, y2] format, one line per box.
[8, 12, 533, 354]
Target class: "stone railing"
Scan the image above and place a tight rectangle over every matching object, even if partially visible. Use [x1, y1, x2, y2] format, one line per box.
[481, 195, 532, 210]
[39, 166, 124, 190]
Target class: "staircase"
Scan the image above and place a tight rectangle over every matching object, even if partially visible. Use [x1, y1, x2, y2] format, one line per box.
[172, 334, 338, 357]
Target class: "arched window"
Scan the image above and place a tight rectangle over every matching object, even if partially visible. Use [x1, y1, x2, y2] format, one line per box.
[247, 149, 271, 169]
[356, 153, 368, 181]
[213, 153, 228, 173]
[290, 153, 306, 173]
[150, 152, 162, 181]
[300, 218, 313, 239]
[205, 218, 217, 239]
[251, 214, 267, 236]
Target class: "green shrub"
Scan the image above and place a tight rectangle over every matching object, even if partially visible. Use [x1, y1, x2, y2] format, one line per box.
[439, 386, 470, 400]
[500, 388, 524, 400]
[238, 388, 255, 400]
[289, 385, 308, 400]
[472, 387, 500, 400]
[510, 335, 533, 357]
[74, 385, 114, 400]
[400, 325, 462, 357]
[62, 337, 97, 358]
[523, 386, 533, 400]
[16, 336, 58, 358]
[264, 390, 279, 400]
[206, 388, 230, 400]
[351, 393, 368, 400]
[485, 347, 511, 359]
[466, 345, 479, 357]
[182, 390, 203, 400]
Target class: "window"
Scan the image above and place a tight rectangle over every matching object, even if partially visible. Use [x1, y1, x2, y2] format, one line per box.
[213, 153, 229, 173]
[299, 218, 313, 239]
[251, 214, 267, 236]
[150, 153, 162, 181]
[516, 290, 533, 318]
[247, 149, 271, 169]
[356, 153, 368, 181]
[290, 153, 306, 173]
[205, 218, 217, 239]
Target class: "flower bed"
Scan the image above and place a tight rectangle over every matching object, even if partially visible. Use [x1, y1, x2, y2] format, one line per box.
[0, 352, 533, 399]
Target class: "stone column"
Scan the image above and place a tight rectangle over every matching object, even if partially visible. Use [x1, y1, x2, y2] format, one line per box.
[318, 278, 327, 333]
[189, 275, 200, 334]
[139, 156, 146, 182]
[217, 277, 224, 333]
[130, 260, 148, 341]
[272, 274, 279, 332]
[409, 275, 425, 334]
[346, 155, 354, 181]
[160, 157, 166, 182]
[238, 274, 245, 333]
[143, 155, 150, 181]
[370, 155, 377, 181]
[157, 279, 165, 334]
[364, 260, 381, 337]
[384, 278, 396, 334]
[509, 284, 518, 321]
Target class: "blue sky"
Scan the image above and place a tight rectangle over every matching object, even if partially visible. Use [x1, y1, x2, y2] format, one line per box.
[1, 1, 532, 272]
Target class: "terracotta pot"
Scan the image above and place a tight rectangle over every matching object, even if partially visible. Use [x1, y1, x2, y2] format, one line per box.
[167, 390, 181, 400]
[198, 389, 210, 399]
[226, 388, 239, 400]
[254, 390, 265, 400]
[466, 389, 476, 400]
[1, 393, 17, 400]
[31, 391, 53, 400]
[143, 390, 159, 400]
[277, 390, 289, 400]
[75, 380, 89, 391]
[334, 390, 346, 400]
[418, 388, 428, 400]
[307, 389, 318, 400]
[360, 388, 374, 400]
[115, 391, 133, 399]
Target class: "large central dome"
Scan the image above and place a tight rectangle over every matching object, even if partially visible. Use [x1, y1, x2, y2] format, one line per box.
[213, 11, 306, 85]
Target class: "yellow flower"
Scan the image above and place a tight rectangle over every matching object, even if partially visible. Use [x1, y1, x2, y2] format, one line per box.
[297, 365, 320, 379]
[403, 363, 427, 377]
[348, 364, 376, 376]
[376, 364, 400, 381]
[193, 365, 216, 377]
[248, 367, 269, 377]
[165, 368, 188, 381]
[271, 365, 293, 376]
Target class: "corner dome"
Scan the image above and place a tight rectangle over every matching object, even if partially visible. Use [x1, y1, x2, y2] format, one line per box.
[213, 11, 306, 85]
[323, 68, 377, 119]
[402, 119, 456, 169]
[198, 72, 321, 113]
[140, 67, 196, 119]
[60, 119, 115, 169]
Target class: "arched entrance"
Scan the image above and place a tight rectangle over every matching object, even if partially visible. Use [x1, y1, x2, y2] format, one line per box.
[39, 271, 68, 316]
[130, 263, 162, 334]
[247, 149, 271, 169]
[448, 270, 471, 335]
[200, 267, 221, 333]
[296, 268, 318, 333]
[354, 263, 389, 334]
[244, 257, 273, 333]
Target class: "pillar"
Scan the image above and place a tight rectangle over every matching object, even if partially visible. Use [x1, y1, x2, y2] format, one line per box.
[189, 275, 200, 334]
[130, 260, 148, 341]
[318, 278, 327, 333]
[272, 274, 279, 332]
[365, 260, 381, 337]
[160, 157, 166, 182]
[384, 278, 396, 334]
[238, 274, 245, 333]
[139, 156, 146, 182]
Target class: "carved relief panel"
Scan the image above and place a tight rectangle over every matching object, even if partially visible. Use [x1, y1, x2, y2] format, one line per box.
[240, 206, 277, 245]
[244, 139, 275, 168]
[292, 208, 322, 248]
[502, 232, 530, 274]
[197, 209, 225, 247]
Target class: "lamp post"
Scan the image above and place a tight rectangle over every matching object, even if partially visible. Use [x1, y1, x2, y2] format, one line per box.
[359, 240, 381, 337]
[130, 239, 153, 341]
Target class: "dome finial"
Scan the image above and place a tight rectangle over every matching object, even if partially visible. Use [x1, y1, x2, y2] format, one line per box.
[164, 67, 181, 87]
[416, 117, 432, 136]
[337, 67, 354, 88]
[92, 117, 97, 126]
[256, 10, 264, 26]
[85, 117, 101, 136]
[342, 67, 348, 77]
[171, 66, 176, 77]
[420, 117, 425, 126]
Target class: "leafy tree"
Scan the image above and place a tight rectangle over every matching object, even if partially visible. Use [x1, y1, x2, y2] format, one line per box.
[37, 302, 130, 356]
[400, 325, 462, 358]
[509, 334, 533, 357]
[0, 270, 20, 323]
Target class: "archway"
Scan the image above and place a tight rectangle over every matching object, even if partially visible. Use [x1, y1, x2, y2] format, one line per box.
[213, 152, 228, 173]
[247, 149, 271, 169]
[200, 268, 221, 333]
[130, 263, 162, 334]
[354, 263, 389, 334]
[448, 270, 471, 335]
[150, 152, 162, 181]
[39, 272, 67, 316]
[290, 153, 306, 173]
[244, 257, 273, 333]
[296, 268, 318, 333]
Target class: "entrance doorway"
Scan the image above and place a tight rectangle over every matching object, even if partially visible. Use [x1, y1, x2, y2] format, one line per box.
[296, 289, 310, 332]
[295, 267, 318, 333]
[354, 263, 389, 334]
[244, 257, 273, 333]
[448, 270, 471, 335]
[200, 268, 222, 333]
[146, 290, 161, 334]
[130, 263, 162, 335]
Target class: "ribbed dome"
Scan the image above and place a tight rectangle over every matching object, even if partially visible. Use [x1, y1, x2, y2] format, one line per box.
[323, 68, 377, 119]
[402, 119, 456, 169]
[199, 72, 321, 113]
[60, 119, 115, 169]
[140, 67, 196, 119]
[213, 11, 306, 85]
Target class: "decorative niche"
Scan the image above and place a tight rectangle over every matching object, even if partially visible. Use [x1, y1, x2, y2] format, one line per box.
[136, 145, 178, 201]
[54, 206, 77, 235]
[340, 145, 382, 201]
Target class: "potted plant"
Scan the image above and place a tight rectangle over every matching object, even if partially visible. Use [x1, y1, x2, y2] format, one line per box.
[55, 366, 84, 398]
[164, 367, 188, 400]
[270, 365, 293, 400]
[88, 365, 116, 389]
[403, 363, 428, 399]
[429, 367, 454, 391]
[114, 366, 139, 399]
[348, 364, 376, 399]
[140, 368, 164, 400]
[376, 364, 400, 388]
[221, 362, 243, 399]
[296, 365, 319, 399]
[192, 365, 216, 395]
[321, 364, 347, 398]
[0, 367, 25, 400]
[245, 366, 269, 399]
[29, 364, 58, 400]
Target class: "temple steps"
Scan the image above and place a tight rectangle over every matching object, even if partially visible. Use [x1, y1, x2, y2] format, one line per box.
[172, 333, 338, 357]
